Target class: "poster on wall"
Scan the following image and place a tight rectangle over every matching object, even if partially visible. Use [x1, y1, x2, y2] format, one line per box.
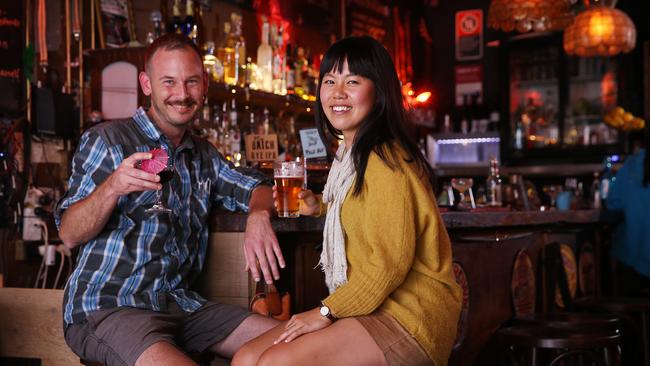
[455, 9, 483, 61]
[455, 64, 483, 106]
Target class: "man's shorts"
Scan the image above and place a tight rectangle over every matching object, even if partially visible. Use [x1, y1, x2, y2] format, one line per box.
[64, 300, 251, 366]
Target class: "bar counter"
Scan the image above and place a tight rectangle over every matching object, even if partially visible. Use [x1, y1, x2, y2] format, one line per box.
[203, 209, 621, 366]
[211, 208, 621, 232]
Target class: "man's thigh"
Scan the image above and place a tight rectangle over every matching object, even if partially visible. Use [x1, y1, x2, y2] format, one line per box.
[179, 301, 252, 353]
[64, 307, 180, 366]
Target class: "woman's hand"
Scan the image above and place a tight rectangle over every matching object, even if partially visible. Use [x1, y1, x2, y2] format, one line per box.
[272, 186, 322, 216]
[274, 307, 332, 344]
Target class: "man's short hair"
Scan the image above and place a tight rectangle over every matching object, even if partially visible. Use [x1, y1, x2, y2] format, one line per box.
[144, 34, 203, 73]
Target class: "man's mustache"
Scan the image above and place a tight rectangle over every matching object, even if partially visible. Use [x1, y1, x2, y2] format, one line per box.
[166, 98, 197, 107]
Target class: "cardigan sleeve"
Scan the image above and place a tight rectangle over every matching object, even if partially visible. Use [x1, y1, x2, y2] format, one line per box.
[322, 158, 418, 318]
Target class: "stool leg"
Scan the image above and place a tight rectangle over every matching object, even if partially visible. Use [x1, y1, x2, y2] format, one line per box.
[643, 312, 650, 366]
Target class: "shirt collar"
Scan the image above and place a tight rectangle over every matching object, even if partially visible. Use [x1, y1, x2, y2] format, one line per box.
[133, 107, 195, 152]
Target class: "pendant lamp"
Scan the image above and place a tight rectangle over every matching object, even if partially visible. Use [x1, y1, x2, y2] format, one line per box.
[488, 0, 574, 33]
[563, 0, 636, 57]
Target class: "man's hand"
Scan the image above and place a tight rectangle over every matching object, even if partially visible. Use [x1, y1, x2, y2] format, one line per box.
[104, 152, 162, 197]
[59, 152, 161, 248]
[274, 307, 332, 344]
[243, 185, 285, 284]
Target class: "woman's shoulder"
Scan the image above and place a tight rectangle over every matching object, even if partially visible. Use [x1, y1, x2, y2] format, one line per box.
[366, 142, 421, 182]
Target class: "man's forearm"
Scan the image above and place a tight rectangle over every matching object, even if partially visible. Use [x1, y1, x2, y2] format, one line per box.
[59, 180, 120, 248]
[248, 185, 274, 216]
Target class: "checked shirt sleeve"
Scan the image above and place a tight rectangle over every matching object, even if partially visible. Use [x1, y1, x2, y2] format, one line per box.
[54, 130, 116, 228]
[211, 155, 273, 212]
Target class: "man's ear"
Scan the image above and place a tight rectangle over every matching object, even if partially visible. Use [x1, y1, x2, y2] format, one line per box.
[139, 71, 152, 96]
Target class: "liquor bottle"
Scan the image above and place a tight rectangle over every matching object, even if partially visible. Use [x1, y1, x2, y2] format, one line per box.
[168, 0, 183, 35]
[182, 0, 198, 44]
[229, 13, 246, 86]
[218, 22, 237, 86]
[219, 102, 231, 158]
[149, 10, 164, 43]
[201, 97, 211, 125]
[294, 46, 308, 93]
[486, 157, 503, 207]
[272, 26, 286, 95]
[203, 41, 223, 82]
[591, 172, 602, 209]
[285, 44, 295, 94]
[229, 99, 242, 167]
[261, 108, 275, 135]
[256, 20, 273, 93]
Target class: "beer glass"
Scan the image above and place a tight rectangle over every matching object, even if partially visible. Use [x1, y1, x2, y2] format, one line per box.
[274, 160, 305, 218]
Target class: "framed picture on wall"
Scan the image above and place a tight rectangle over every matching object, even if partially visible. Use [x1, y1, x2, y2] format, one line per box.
[97, 0, 132, 48]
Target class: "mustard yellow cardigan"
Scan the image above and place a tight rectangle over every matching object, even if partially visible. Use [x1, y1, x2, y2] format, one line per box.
[322, 145, 462, 366]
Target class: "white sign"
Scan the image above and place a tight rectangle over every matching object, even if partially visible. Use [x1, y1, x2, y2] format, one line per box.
[299, 128, 327, 159]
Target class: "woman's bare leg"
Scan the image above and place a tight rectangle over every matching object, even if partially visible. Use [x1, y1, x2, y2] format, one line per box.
[231, 318, 387, 366]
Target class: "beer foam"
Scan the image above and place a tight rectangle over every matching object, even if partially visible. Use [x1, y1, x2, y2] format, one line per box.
[274, 175, 304, 179]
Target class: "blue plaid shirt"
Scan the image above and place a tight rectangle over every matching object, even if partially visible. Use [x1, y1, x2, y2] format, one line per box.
[55, 108, 271, 325]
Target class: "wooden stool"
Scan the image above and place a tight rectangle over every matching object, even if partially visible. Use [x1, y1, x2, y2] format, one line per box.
[497, 324, 621, 366]
[575, 297, 650, 366]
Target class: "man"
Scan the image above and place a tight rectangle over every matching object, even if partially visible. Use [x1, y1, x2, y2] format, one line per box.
[55, 34, 285, 366]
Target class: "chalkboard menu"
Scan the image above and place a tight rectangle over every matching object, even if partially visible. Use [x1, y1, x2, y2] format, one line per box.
[0, 2, 23, 117]
[347, 0, 391, 50]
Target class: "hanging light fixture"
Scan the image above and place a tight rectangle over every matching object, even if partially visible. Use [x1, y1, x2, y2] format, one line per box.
[488, 0, 574, 33]
[563, 0, 636, 57]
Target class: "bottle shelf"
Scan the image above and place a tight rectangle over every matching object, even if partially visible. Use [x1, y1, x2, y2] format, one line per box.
[207, 83, 315, 117]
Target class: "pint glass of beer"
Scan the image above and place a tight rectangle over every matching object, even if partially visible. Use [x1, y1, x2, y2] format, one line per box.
[274, 160, 305, 218]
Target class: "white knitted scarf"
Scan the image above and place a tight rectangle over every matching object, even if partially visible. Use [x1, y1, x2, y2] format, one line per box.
[320, 143, 356, 293]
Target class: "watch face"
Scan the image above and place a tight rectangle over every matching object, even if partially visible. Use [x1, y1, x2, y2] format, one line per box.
[320, 306, 329, 316]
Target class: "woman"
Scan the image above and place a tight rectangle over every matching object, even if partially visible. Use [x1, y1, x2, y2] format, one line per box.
[232, 36, 462, 366]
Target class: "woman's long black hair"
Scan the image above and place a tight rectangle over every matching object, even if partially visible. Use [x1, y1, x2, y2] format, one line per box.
[315, 36, 435, 196]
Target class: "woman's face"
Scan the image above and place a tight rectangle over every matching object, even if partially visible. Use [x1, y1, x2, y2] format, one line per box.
[320, 60, 375, 146]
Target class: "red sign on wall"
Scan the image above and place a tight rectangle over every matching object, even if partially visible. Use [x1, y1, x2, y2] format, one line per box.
[455, 9, 483, 61]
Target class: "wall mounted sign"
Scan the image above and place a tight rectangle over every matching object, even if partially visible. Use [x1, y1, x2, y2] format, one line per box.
[511, 249, 536, 317]
[555, 243, 577, 308]
[452, 261, 469, 350]
[455, 9, 483, 61]
[455, 64, 483, 106]
[245, 134, 278, 162]
[0, 1, 23, 116]
[299, 128, 327, 159]
[578, 242, 596, 297]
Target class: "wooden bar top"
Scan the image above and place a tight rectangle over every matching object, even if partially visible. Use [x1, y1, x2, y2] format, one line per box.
[210, 209, 622, 232]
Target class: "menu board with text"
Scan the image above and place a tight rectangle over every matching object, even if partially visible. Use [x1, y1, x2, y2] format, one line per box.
[0, 2, 23, 116]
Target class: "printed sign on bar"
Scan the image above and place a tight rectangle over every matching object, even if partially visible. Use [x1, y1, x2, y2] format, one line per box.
[455, 64, 483, 106]
[245, 134, 278, 162]
[455, 9, 483, 61]
[299, 128, 327, 159]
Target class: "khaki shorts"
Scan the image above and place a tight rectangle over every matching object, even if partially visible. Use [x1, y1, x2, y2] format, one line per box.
[64, 300, 251, 366]
[357, 310, 433, 366]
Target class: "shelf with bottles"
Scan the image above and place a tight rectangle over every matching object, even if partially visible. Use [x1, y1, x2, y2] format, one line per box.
[502, 33, 625, 164]
[206, 83, 314, 118]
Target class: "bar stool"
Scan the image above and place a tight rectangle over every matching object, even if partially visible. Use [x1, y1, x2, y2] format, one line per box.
[498, 246, 623, 365]
[498, 324, 621, 366]
[574, 297, 650, 366]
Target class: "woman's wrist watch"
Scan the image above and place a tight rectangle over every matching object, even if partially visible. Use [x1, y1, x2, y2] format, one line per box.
[319, 302, 337, 322]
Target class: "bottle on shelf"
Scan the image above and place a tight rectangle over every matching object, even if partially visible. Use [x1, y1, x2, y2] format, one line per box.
[168, 0, 183, 35]
[285, 44, 295, 94]
[229, 99, 242, 166]
[218, 22, 237, 86]
[182, 0, 198, 44]
[486, 157, 503, 207]
[591, 172, 602, 209]
[203, 41, 223, 83]
[201, 97, 211, 125]
[293, 46, 308, 97]
[219, 102, 231, 159]
[149, 10, 164, 44]
[256, 20, 273, 93]
[272, 25, 286, 95]
[261, 108, 275, 135]
[228, 13, 246, 87]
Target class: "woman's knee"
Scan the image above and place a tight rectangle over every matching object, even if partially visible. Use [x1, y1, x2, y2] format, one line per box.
[231, 343, 259, 366]
[257, 346, 294, 366]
